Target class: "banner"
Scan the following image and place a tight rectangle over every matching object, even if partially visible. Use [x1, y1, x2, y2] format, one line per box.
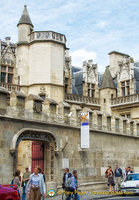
[80, 112, 90, 148]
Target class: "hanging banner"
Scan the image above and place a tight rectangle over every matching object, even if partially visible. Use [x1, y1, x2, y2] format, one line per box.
[80, 112, 90, 148]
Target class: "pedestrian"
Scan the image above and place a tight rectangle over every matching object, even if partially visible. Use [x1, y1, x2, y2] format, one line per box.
[26, 167, 46, 200]
[62, 168, 72, 189]
[107, 171, 115, 192]
[126, 166, 133, 176]
[13, 169, 21, 198]
[22, 167, 31, 200]
[37, 167, 46, 183]
[105, 165, 114, 187]
[114, 165, 123, 191]
[67, 170, 80, 200]
[37, 167, 46, 200]
[105, 165, 113, 178]
[123, 168, 127, 180]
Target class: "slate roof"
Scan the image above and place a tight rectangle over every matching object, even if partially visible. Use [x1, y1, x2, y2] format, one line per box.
[98, 73, 103, 87]
[72, 66, 82, 75]
[134, 62, 139, 93]
[17, 5, 33, 27]
[100, 66, 116, 89]
[72, 71, 83, 95]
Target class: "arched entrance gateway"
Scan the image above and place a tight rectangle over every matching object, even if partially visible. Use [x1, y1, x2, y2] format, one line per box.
[10, 128, 57, 182]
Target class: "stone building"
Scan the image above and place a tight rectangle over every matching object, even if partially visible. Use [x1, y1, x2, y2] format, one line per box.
[0, 5, 139, 191]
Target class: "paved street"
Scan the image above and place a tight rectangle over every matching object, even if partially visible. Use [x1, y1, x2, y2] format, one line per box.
[46, 194, 139, 200]
[100, 196, 139, 200]
[45, 192, 138, 200]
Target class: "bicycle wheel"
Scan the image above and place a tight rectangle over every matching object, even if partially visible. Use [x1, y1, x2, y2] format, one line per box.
[71, 194, 75, 200]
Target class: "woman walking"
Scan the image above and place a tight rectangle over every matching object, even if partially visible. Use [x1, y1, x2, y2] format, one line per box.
[13, 169, 21, 197]
[26, 167, 46, 200]
[67, 169, 80, 200]
[108, 171, 115, 192]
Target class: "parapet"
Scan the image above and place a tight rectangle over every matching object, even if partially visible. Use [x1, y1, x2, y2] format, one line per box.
[0, 89, 138, 137]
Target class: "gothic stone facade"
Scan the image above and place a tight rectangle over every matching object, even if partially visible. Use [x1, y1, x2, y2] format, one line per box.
[0, 5, 139, 190]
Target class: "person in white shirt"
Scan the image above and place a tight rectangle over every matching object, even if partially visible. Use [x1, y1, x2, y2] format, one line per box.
[26, 167, 46, 200]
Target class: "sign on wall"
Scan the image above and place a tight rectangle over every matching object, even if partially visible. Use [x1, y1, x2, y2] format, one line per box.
[80, 112, 90, 148]
[62, 158, 69, 169]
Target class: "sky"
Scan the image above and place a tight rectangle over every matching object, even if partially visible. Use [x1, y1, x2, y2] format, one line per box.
[0, 0, 139, 72]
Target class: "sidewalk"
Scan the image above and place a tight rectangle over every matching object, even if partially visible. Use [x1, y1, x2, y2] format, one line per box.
[45, 190, 122, 200]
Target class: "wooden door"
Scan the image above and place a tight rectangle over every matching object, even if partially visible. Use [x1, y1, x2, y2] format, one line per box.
[31, 141, 44, 172]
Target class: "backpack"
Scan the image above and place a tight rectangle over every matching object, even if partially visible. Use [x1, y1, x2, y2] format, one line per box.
[65, 177, 71, 188]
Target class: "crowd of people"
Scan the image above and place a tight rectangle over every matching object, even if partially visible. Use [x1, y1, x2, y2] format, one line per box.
[12, 167, 46, 200]
[12, 167, 80, 200]
[11, 165, 133, 199]
[105, 165, 133, 192]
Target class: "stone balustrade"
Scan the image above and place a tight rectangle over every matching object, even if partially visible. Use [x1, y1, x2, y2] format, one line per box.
[0, 88, 139, 137]
[0, 83, 20, 91]
[111, 93, 139, 106]
[65, 93, 100, 105]
[29, 31, 66, 45]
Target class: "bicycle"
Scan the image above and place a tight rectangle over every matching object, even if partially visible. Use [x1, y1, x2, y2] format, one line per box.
[62, 188, 81, 200]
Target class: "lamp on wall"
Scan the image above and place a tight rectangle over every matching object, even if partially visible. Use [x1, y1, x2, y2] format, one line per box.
[68, 112, 72, 117]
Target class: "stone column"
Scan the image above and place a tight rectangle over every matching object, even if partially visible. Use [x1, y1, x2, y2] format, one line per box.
[0, 87, 9, 114]
[102, 113, 107, 131]
[126, 119, 130, 135]
[133, 121, 137, 136]
[119, 117, 123, 134]
[92, 111, 97, 129]
[111, 115, 116, 132]
[10, 91, 26, 116]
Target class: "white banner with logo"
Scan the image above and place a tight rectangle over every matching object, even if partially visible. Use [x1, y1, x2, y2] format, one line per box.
[80, 112, 90, 148]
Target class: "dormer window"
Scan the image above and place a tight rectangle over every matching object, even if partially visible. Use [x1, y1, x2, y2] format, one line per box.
[121, 80, 130, 96]
[87, 83, 95, 98]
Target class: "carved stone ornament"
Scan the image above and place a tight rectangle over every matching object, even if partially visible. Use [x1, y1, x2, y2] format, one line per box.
[16, 131, 52, 146]
[64, 63, 70, 78]
[87, 67, 96, 83]
[40, 86, 46, 94]
[120, 61, 130, 80]
[33, 101, 42, 113]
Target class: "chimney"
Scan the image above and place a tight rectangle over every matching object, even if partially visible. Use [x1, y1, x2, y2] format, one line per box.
[5, 37, 11, 46]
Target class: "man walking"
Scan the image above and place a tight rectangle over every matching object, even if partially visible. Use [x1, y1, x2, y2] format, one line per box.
[114, 165, 123, 191]
[62, 168, 72, 189]
[22, 167, 31, 200]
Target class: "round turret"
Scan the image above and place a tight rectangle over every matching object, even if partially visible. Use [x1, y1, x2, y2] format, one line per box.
[17, 5, 33, 43]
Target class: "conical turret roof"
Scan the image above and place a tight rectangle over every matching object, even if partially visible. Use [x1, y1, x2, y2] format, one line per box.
[17, 5, 33, 27]
[100, 66, 116, 89]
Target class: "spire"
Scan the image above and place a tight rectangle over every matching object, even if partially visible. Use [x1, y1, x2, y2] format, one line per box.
[17, 5, 33, 27]
[100, 66, 116, 89]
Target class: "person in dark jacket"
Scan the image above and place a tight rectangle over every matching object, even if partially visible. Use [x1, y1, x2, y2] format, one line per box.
[62, 168, 72, 189]
[114, 165, 123, 191]
[126, 166, 133, 176]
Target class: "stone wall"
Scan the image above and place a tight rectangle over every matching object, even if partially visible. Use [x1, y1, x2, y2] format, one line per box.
[0, 89, 139, 187]
[0, 114, 139, 186]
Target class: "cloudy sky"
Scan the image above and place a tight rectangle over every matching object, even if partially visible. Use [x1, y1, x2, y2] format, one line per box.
[0, 0, 139, 72]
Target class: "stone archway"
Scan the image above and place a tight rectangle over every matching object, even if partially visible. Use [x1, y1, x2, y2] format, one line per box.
[10, 128, 57, 181]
